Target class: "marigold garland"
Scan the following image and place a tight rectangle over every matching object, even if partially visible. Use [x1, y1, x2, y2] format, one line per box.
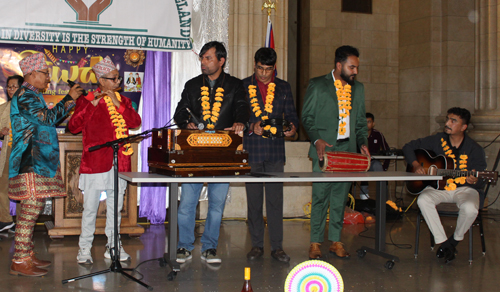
[249, 82, 277, 137]
[386, 200, 402, 212]
[201, 86, 223, 129]
[7, 122, 12, 147]
[441, 138, 468, 190]
[334, 80, 352, 135]
[104, 92, 133, 156]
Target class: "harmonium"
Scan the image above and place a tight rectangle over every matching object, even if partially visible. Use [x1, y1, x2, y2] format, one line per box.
[148, 129, 251, 177]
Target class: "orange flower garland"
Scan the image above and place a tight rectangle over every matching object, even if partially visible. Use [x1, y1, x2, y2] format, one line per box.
[104, 92, 133, 156]
[249, 82, 276, 137]
[441, 138, 468, 190]
[201, 86, 223, 129]
[7, 122, 12, 147]
[334, 80, 352, 135]
[386, 200, 402, 212]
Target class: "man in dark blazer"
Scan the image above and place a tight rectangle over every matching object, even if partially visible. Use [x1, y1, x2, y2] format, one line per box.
[173, 41, 250, 265]
[302, 45, 370, 259]
[243, 48, 299, 262]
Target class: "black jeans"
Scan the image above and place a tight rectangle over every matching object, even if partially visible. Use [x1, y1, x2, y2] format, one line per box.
[245, 160, 284, 251]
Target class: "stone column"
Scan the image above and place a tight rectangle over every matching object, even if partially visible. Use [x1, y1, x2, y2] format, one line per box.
[468, 0, 500, 209]
[470, 0, 500, 141]
[228, 0, 288, 80]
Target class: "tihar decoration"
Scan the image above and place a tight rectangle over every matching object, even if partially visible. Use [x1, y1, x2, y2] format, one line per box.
[201, 86, 223, 130]
[104, 92, 133, 155]
[334, 80, 352, 136]
[249, 82, 277, 137]
[8, 122, 12, 147]
[284, 260, 344, 292]
[124, 49, 146, 68]
[441, 138, 468, 190]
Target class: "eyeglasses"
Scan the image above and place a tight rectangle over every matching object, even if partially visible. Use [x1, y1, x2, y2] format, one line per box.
[256, 66, 275, 73]
[7, 86, 19, 90]
[36, 70, 51, 77]
[101, 76, 123, 82]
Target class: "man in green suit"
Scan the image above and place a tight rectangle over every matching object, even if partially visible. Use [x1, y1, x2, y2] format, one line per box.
[302, 45, 369, 259]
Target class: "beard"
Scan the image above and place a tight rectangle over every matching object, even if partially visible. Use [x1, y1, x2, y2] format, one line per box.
[340, 69, 356, 86]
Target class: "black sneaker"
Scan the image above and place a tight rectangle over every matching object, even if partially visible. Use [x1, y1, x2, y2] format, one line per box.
[8, 224, 15, 233]
[0, 222, 15, 233]
[176, 248, 192, 263]
[201, 249, 221, 264]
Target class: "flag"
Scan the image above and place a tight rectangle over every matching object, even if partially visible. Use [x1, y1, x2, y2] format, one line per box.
[265, 15, 277, 76]
[265, 15, 275, 49]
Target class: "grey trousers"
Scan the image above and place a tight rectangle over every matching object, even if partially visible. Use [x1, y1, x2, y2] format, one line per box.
[78, 169, 127, 249]
[417, 186, 479, 244]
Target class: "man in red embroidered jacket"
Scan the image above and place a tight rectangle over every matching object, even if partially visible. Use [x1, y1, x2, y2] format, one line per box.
[68, 56, 141, 264]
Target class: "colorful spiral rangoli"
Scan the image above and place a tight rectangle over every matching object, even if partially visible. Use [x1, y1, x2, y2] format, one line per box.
[284, 260, 343, 292]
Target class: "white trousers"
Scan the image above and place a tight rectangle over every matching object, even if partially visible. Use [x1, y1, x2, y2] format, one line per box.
[417, 186, 479, 244]
[78, 169, 127, 249]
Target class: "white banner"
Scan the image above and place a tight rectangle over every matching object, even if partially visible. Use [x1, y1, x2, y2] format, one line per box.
[0, 0, 192, 51]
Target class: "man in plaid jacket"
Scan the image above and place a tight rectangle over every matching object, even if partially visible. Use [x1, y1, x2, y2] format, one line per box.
[243, 47, 299, 263]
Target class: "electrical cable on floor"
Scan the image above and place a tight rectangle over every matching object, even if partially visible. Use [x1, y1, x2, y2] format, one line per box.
[127, 258, 162, 281]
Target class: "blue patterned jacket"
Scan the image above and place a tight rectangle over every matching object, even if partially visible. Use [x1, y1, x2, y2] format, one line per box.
[9, 82, 75, 178]
[243, 75, 299, 163]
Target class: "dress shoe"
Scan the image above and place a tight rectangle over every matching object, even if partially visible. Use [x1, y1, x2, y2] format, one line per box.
[309, 243, 322, 259]
[10, 259, 48, 277]
[31, 254, 51, 268]
[329, 241, 350, 258]
[436, 247, 445, 258]
[444, 245, 456, 263]
[271, 248, 290, 262]
[247, 247, 264, 260]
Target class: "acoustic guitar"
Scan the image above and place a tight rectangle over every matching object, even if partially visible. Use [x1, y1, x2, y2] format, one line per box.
[405, 149, 498, 195]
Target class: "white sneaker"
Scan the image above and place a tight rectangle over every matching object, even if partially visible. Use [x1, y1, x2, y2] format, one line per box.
[77, 248, 93, 264]
[104, 245, 131, 261]
[359, 193, 370, 200]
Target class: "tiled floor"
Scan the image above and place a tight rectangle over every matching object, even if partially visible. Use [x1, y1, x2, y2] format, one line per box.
[0, 210, 499, 291]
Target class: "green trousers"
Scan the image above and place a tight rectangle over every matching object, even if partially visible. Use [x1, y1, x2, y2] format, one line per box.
[310, 140, 352, 243]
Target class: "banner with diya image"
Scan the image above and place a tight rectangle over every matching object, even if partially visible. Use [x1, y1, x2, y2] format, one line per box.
[0, 43, 146, 131]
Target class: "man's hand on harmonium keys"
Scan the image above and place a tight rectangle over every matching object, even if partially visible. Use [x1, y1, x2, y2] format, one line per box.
[224, 122, 245, 135]
[187, 122, 198, 130]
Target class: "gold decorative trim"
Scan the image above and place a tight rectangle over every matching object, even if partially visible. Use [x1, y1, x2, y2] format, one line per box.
[171, 166, 251, 171]
[150, 162, 248, 167]
[186, 133, 232, 147]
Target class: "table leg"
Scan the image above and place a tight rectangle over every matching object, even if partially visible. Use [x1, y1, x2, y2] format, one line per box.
[357, 180, 400, 269]
[163, 182, 180, 275]
[375, 180, 387, 251]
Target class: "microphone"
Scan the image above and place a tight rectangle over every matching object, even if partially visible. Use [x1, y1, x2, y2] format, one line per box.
[186, 108, 204, 130]
[67, 80, 89, 99]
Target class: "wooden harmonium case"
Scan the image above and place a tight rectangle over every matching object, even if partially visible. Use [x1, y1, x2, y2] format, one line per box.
[148, 129, 251, 177]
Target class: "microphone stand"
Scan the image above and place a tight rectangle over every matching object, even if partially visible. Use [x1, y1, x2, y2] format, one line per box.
[62, 125, 174, 290]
